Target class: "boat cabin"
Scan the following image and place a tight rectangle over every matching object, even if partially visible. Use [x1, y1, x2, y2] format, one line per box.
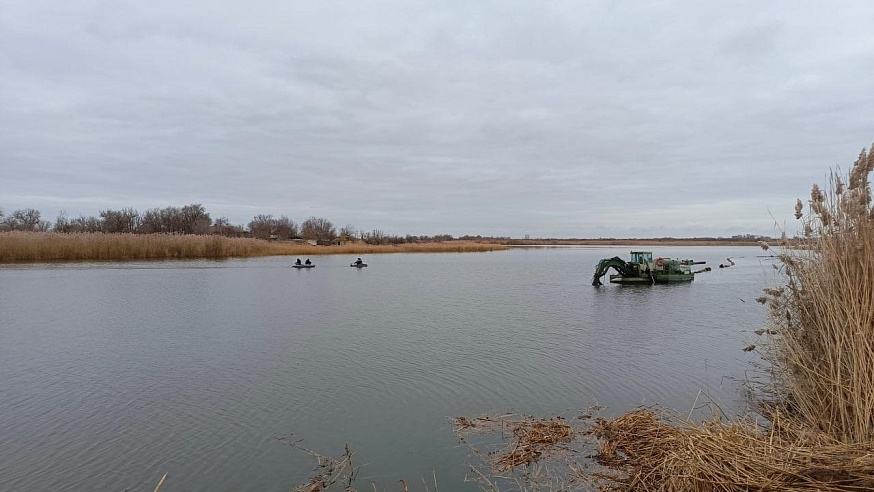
[629, 251, 652, 264]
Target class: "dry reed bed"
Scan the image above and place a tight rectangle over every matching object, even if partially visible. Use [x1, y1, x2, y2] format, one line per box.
[590, 408, 874, 491]
[266, 240, 506, 256]
[0, 232, 505, 262]
[0, 231, 271, 261]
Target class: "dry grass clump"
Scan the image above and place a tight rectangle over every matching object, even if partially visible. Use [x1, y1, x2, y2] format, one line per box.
[454, 415, 575, 472]
[498, 420, 574, 471]
[266, 240, 506, 256]
[278, 439, 443, 492]
[0, 231, 272, 261]
[452, 412, 599, 491]
[275, 439, 358, 492]
[589, 407, 874, 491]
[453, 415, 576, 472]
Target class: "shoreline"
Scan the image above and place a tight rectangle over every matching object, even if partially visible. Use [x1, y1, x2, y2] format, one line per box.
[0, 231, 773, 263]
[503, 239, 765, 247]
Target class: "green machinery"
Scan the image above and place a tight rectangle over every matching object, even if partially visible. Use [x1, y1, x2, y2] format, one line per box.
[592, 251, 705, 286]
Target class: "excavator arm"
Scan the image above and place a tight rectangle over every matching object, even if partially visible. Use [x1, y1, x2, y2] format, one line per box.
[592, 256, 635, 286]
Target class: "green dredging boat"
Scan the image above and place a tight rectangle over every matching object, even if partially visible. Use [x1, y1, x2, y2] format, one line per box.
[592, 251, 706, 286]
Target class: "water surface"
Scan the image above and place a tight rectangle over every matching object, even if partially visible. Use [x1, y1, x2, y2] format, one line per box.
[0, 246, 773, 490]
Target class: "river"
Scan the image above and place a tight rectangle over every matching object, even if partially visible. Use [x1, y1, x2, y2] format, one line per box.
[0, 246, 773, 491]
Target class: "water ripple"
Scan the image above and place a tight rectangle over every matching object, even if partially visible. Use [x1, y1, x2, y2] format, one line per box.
[0, 248, 767, 490]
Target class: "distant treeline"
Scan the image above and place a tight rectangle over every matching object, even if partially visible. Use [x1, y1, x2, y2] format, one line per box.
[0, 204, 467, 245]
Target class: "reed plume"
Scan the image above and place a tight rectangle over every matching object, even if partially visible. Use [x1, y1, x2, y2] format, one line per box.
[762, 144, 874, 443]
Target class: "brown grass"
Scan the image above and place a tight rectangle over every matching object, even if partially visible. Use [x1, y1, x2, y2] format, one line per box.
[506, 238, 768, 247]
[264, 240, 506, 256]
[589, 407, 874, 491]
[452, 412, 596, 491]
[453, 415, 575, 472]
[757, 149, 874, 443]
[0, 232, 273, 261]
[0, 232, 505, 262]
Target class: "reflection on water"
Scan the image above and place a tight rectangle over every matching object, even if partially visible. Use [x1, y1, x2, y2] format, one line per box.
[0, 247, 771, 491]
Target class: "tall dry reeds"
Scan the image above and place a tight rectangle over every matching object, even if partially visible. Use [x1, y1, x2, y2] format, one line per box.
[0, 232, 274, 261]
[0, 232, 505, 262]
[265, 240, 505, 256]
[589, 407, 874, 491]
[759, 145, 874, 443]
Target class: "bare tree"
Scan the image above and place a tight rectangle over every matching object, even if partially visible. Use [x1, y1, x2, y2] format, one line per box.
[160, 206, 184, 233]
[301, 216, 336, 243]
[100, 208, 140, 233]
[53, 211, 72, 233]
[248, 214, 273, 239]
[181, 204, 211, 234]
[213, 217, 229, 235]
[4, 208, 50, 231]
[139, 208, 163, 233]
[140, 206, 190, 234]
[212, 217, 244, 237]
[1, 212, 15, 231]
[339, 224, 356, 240]
[271, 215, 298, 239]
[70, 215, 102, 233]
[362, 229, 386, 245]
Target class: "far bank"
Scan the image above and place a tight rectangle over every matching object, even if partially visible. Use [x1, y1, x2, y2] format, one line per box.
[0, 231, 778, 263]
[0, 232, 506, 262]
[503, 238, 770, 247]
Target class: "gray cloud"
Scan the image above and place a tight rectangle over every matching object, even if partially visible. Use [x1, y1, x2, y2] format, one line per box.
[2, 0, 873, 237]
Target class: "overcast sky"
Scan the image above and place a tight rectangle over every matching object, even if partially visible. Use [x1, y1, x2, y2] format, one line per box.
[2, 1, 873, 238]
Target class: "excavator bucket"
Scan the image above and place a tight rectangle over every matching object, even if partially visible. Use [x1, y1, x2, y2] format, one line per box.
[591, 256, 632, 286]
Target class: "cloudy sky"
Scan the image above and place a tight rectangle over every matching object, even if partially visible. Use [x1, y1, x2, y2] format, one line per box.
[2, 1, 873, 238]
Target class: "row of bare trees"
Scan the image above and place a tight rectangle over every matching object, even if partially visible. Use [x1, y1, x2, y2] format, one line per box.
[0, 208, 51, 232]
[0, 206, 392, 243]
[0, 205, 460, 243]
[50, 205, 214, 235]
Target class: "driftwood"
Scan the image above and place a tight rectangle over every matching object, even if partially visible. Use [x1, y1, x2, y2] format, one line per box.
[277, 437, 358, 492]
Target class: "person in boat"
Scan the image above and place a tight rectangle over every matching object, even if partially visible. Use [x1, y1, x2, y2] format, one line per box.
[304, 259, 311, 265]
[295, 258, 302, 265]
[354, 257, 363, 265]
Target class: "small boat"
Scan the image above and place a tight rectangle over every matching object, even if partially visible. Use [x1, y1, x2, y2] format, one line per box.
[350, 263, 368, 268]
[292, 264, 315, 269]
[592, 251, 704, 286]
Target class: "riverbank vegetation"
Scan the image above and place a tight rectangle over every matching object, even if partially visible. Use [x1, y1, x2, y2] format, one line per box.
[0, 231, 505, 262]
[0, 202, 775, 263]
[503, 234, 774, 247]
[0, 204, 775, 251]
[0, 203, 467, 246]
[0, 232, 274, 261]
[450, 144, 874, 491]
